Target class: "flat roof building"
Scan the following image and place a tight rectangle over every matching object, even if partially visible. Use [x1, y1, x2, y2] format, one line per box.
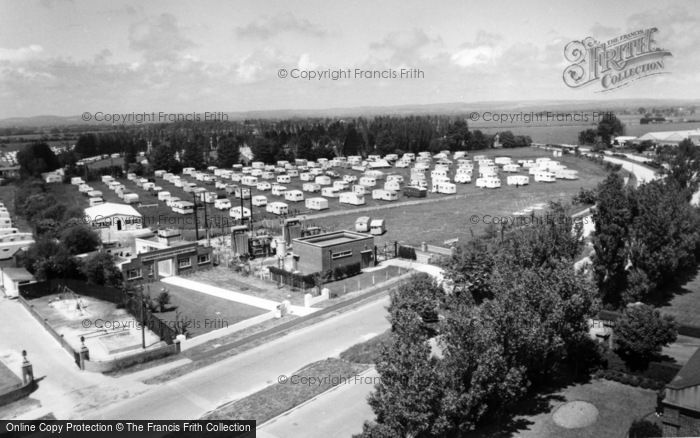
[292, 230, 374, 275]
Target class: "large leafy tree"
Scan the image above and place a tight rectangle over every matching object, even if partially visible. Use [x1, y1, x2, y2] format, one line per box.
[60, 225, 101, 255]
[81, 252, 123, 288]
[592, 172, 632, 306]
[626, 179, 700, 300]
[216, 135, 240, 168]
[659, 138, 700, 197]
[181, 140, 206, 170]
[615, 304, 678, 368]
[597, 113, 625, 145]
[16, 142, 60, 177]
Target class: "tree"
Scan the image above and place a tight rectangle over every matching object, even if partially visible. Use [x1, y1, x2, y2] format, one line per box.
[597, 113, 624, 145]
[578, 129, 598, 145]
[16, 142, 60, 177]
[360, 276, 446, 437]
[81, 252, 123, 288]
[216, 135, 240, 167]
[592, 173, 632, 306]
[60, 225, 101, 255]
[628, 419, 662, 438]
[181, 141, 206, 170]
[251, 137, 278, 164]
[615, 304, 677, 368]
[660, 138, 700, 196]
[626, 179, 700, 297]
[23, 238, 82, 281]
[150, 143, 181, 173]
[156, 290, 171, 312]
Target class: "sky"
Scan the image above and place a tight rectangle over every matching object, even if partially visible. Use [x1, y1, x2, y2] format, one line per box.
[0, 0, 698, 118]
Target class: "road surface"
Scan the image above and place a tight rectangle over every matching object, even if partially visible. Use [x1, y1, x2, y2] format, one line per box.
[258, 368, 378, 438]
[86, 296, 391, 420]
[0, 299, 150, 419]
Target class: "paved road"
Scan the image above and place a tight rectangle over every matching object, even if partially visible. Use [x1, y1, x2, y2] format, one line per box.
[602, 156, 658, 184]
[258, 368, 378, 438]
[86, 296, 391, 420]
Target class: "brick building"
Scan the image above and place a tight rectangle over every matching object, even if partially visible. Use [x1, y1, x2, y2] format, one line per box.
[662, 346, 700, 436]
[292, 230, 374, 275]
[119, 229, 212, 283]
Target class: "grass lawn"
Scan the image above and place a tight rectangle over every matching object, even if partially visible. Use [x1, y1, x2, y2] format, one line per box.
[185, 264, 406, 307]
[145, 280, 268, 338]
[340, 331, 391, 364]
[659, 269, 700, 327]
[475, 379, 657, 438]
[202, 358, 369, 423]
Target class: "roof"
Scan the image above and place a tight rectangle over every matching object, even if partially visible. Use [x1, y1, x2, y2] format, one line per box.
[2, 267, 35, 281]
[637, 129, 700, 143]
[294, 230, 372, 247]
[370, 219, 385, 226]
[84, 202, 142, 219]
[667, 346, 700, 390]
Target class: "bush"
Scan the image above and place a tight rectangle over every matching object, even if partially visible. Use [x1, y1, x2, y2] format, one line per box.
[398, 245, 417, 260]
[628, 419, 662, 438]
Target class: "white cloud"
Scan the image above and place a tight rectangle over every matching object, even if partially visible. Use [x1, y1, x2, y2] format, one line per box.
[0, 45, 44, 62]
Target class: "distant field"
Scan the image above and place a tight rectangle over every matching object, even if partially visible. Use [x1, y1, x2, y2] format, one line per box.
[474, 120, 700, 145]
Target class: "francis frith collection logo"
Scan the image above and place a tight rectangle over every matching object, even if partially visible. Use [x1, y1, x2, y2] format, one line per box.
[563, 27, 672, 92]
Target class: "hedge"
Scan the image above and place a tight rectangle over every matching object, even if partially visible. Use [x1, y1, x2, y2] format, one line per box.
[398, 245, 417, 260]
[322, 262, 362, 283]
[268, 266, 318, 289]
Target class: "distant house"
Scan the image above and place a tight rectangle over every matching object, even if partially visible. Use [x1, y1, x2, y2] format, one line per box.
[41, 169, 64, 184]
[0, 267, 36, 298]
[661, 346, 700, 436]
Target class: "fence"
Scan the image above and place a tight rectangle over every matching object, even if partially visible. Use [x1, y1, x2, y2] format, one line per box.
[19, 280, 177, 345]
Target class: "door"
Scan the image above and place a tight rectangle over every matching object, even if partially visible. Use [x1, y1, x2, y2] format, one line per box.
[158, 259, 173, 277]
[361, 250, 373, 268]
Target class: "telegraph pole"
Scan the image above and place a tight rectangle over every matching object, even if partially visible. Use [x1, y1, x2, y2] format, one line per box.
[192, 192, 200, 241]
[203, 195, 210, 246]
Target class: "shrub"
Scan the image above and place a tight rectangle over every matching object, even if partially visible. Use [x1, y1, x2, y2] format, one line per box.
[398, 245, 417, 260]
[628, 419, 662, 438]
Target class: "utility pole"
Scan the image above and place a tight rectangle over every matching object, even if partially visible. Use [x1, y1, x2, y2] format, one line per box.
[203, 196, 210, 247]
[140, 284, 147, 349]
[192, 192, 200, 241]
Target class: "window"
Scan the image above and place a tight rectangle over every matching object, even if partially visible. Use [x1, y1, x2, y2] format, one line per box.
[127, 269, 142, 280]
[198, 254, 210, 264]
[178, 258, 192, 269]
[331, 250, 353, 260]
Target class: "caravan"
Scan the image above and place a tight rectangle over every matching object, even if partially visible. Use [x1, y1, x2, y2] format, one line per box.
[476, 177, 501, 188]
[252, 195, 268, 207]
[534, 171, 556, 182]
[124, 193, 140, 204]
[302, 183, 321, 193]
[172, 201, 194, 214]
[229, 206, 251, 220]
[257, 182, 272, 191]
[434, 182, 457, 194]
[305, 197, 329, 211]
[321, 187, 339, 197]
[454, 173, 472, 184]
[214, 198, 232, 210]
[88, 197, 104, 207]
[315, 175, 331, 185]
[271, 185, 287, 196]
[507, 175, 530, 186]
[266, 202, 289, 216]
[157, 191, 171, 201]
[339, 192, 366, 206]
[277, 174, 292, 184]
[333, 181, 350, 191]
[284, 190, 304, 202]
[300, 172, 312, 181]
[384, 180, 401, 191]
[241, 175, 258, 186]
[352, 185, 366, 196]
[358, 176, 376, 187]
